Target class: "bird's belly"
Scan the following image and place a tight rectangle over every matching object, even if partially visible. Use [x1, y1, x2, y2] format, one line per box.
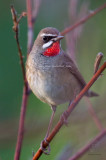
[27, 69, 81, 106]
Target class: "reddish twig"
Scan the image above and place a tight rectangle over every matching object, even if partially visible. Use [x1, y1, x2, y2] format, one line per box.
[33, 62, 106, 160]
[32, 0, 41, 23]
[26, 0, 33, 53]
[66, 2, 103, 132]
[11, 6, 27, 88]
[94, 52, 103, 74]
[14, 87, 28, 160]
[11, 2, 41, 159]
[11, 6, 29, 160]
[68, 129, 106, 160]
[84, 53, 104, 131]
[61, 3, 106, 36]
[85, 97, 103, 131]
[66, 0, 88, 63]
[26, 0, 41, 53]
[17, 12, 27, 24]
[84, 52, 104, 131]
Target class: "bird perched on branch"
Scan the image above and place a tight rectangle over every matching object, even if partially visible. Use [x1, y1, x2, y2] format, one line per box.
[26, 27, 98, 153]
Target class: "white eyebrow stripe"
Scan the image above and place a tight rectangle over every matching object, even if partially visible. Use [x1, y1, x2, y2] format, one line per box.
[40, 33, 57, 37]
[42, 41, 53, 49]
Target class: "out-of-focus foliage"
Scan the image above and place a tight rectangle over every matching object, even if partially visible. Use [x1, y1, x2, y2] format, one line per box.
[0, 0, 106, 160]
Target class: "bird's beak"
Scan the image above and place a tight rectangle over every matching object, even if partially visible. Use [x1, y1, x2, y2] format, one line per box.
[52, 35, 64, 42]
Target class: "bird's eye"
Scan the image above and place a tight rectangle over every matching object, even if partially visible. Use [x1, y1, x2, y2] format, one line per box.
[43, 36, 55, 43]
[43, 36, 49, 43]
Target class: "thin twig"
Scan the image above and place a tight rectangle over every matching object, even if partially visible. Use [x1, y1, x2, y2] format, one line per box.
[26, 0, 33, 53]
[61, 3, 106, 35]
[85, 97, 103, 131]
[17, 12, 27, 24]
[11, 2, 41, 159]
[11, 5, 29, 160]
[94, 52, 103, 74]
[66, 2, 103, 132]
[85, 52, 104, 131]
[32, 0, 41, 23]
[26, 0, 41, 53]
[11, 6, 27, 88]
[68, 129, 106, 160]
[33, 62, 106, 160]
[66, 0, 88, 63]
[14, 87, 28, 160]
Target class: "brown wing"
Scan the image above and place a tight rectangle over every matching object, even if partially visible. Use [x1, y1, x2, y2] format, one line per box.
[62, 52, 86, 88]
[61, 52, 98, 97]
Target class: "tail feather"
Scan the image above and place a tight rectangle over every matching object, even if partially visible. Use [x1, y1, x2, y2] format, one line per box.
[86, 90, 99, 97]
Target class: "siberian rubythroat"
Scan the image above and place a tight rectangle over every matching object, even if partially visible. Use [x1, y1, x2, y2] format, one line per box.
[26, 27, 98, 149]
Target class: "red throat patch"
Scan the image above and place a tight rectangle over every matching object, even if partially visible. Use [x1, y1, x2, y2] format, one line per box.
[43, 41, 60, 57]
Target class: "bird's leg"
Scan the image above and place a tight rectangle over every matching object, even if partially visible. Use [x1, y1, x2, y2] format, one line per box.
[60, 100, 74, 126]
[45, 105, 56, 138]
[40, 105, 56, 154]
[60, 100, 74, 125]
[60, 110, 69, 125]
[60, 100, 75, 125]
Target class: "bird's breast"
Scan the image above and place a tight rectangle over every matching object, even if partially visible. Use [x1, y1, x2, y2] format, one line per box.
[26, 54, 81, 106]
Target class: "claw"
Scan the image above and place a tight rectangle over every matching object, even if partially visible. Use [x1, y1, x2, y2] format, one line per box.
[40, 139, 51, 155]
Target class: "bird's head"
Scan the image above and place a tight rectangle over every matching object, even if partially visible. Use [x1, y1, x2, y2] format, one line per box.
[33, 27, 64, 57]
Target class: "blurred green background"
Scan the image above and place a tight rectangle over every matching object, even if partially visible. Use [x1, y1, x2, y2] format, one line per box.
[0, 0, 106, 160]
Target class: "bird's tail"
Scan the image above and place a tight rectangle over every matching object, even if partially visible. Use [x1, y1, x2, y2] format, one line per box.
[86, 90, 99, 97]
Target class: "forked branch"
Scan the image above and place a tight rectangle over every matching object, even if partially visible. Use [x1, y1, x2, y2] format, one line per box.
[68, 129, 106, 160]
[61, 3, 106, 35]
[65, 1, 104, 132]
[33, 62, 106, 160]
[11, 6, 29, 160]
[11, 5, 27, 88]
[85, 97, 103, 131]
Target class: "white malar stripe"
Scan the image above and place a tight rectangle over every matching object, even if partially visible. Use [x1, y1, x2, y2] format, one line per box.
[40, 33, 57, 37]
[42, 41, 53, 49]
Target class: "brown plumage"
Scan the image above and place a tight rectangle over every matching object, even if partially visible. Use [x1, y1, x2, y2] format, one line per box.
[26, 27, 98, 152]
[26, 27, 98, 106]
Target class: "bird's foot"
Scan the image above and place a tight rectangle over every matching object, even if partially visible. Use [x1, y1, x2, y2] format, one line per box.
[60, 110, 69, 125]
[40, 139, 51, 155]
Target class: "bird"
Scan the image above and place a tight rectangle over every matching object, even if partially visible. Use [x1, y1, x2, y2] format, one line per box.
[26, 27, 98, 153]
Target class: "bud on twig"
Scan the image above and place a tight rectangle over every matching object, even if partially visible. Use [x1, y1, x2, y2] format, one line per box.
[94, 52, 103, 74]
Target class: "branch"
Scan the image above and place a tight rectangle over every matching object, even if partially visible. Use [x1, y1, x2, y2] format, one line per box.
[33, 62, 106, 160]
[11, 1, 41, 159]
[94, 52, 103, 74]
[84, 53, 104, 132]
[32, 0, 41, 23]
[68, 129, 106, 160]
[14, 87, 28, 160]
[84, 53, 104, 131]
[26, 0, 41, 53]
[11, 5, 27, 88]
[85, 97, 103, 131]
[66, 0, 89, 64]
[66, 1, 104, 133]
[26, 0, 33, 53]
[61, 3, 106, 36]
[11, 6, 29, 160]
